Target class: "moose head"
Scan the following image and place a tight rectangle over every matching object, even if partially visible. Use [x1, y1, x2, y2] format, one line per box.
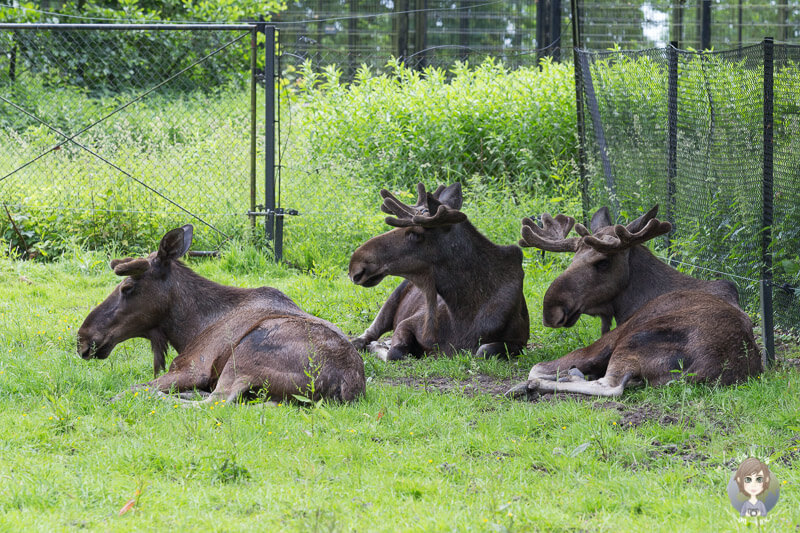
[78, 225, 194, 374]
[350, 183, 467, 289]
[349, 182, 529, 360]
[521, 205, 741, 332]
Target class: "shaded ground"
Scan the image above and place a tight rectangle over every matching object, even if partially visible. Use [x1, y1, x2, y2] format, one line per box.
[380, 374, 520, 397]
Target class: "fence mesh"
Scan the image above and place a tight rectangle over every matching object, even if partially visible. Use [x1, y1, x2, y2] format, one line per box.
[275, 0, 558, 75]
[577, 42, 800, 332]
[0, 25, 261, 255]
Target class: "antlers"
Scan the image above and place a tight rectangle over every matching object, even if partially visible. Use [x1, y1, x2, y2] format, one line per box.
[520, 205, 671, 254]
[519, 213, 580, 252]
[380, 183, 467, 228]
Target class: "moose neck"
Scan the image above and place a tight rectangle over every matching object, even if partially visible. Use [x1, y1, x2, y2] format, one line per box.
[426, 224, 514, 317]
[159, 265, 252, 353]
[612, 245, 695, 325]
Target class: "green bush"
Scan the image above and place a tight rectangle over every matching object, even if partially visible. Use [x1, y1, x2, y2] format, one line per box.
[290, 58, 578, 193]
[1, 0, 286, 93]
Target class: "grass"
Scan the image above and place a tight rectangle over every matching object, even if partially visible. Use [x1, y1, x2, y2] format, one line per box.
[0, 245, 798, 532]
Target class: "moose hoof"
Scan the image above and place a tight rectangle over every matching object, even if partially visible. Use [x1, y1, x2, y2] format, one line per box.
[351, 337, 370, 351]
[367, 340, 392, 361]
[504, 380, 540, 401]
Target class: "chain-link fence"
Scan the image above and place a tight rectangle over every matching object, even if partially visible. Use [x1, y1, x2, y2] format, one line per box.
[274, 0, 800, 72]
[576, 40, 800, 355]
[275, 0, 562, 75]
[579, 1, 800, 51]
[0, 24, 267, 255]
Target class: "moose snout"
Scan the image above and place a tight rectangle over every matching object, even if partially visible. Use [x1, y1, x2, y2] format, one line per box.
[542, 305, 579, 329]
[350, 266, 366, 285]
[77, 334, 96, 360]
[77, 332, 110, 360]
[348, 259, 385, 288]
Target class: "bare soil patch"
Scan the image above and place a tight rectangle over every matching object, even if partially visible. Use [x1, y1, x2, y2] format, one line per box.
[379, 374, 520, 397]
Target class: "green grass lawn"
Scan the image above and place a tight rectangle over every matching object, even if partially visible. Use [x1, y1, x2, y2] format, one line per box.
[0, 247, 798, 532]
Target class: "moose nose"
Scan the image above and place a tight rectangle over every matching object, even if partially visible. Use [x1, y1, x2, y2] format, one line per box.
[543, 306, 570, 328]
[350, 267, 366, 285]
[77, 337, 94, 359]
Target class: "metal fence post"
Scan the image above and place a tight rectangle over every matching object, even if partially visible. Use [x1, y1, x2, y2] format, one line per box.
[264, 25, 278, 256]
[249, 26, 258, 230]
[761, 37, 775, 365]
[700, 0, 711, 50]
[570, 0, 589, 223]
[551, 0, 561, 62]
[666, 41, 678, 250]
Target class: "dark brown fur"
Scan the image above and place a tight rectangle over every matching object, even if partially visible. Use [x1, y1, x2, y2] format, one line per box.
[349, 183, 529, 360]
[510, 206, 762, 397]
[77, 225, 365, 403]
[526, 205, 740, 333]
[532, 291, 762, 390]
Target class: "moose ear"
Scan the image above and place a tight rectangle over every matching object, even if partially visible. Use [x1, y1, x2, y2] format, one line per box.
[111, 258, 150, 277]
[157, 225, 194, 262]
[435, 182, 463, 210]
[590, 207, 613, 233]
[626, 205, 660, 234]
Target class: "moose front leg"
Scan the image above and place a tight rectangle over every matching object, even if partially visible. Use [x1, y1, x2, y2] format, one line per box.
[530, 330, 619, 381]
[530, 372, 635, 398]
[352, 281, 412, 351]
[477, 341, 520, 358]
[382, 316, 425, 361]
[110, 369, 210, 402]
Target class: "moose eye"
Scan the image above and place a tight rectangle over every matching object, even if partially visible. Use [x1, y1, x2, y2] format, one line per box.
[406, 229, 424, 243]
[593, 258, 611, 272]
[120, 283, 135, 297]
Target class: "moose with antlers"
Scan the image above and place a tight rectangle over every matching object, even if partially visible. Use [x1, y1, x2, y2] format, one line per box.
[349, 182, 530, 360]
[507, 205, 762, 398]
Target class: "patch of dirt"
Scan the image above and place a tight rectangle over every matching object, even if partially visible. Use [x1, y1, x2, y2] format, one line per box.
[592, 401, 681, 428]
[648, 439, 709, 465]
[380, 374, 520, 397]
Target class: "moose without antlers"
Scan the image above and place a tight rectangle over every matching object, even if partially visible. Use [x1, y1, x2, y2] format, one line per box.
[349, 182, 529, 360]
[507, 205, 762, 397]
[77, 225, 366, 404]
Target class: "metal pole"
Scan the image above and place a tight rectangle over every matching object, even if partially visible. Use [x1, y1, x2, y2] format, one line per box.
[414, 0, 428, 70]
[700, 0, 711, 50]
[537, 0, 547, 63]
[666, 41, 678, 250]
[264, 26, 276, 247]
[0, 23, 256, 30]
[551, 0, 561, 62]
[761, 37, 775, 365]
[570, 0, 589, 223]
[249, 27, 258, 230]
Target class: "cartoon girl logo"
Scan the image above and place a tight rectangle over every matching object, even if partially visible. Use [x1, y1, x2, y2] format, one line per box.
[727, 457, 780, 517]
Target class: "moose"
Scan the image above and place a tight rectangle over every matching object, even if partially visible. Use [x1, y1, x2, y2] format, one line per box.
[348, 182, 530, 360]
[77, 225, 366, 404]
[507, 205, 762, 397]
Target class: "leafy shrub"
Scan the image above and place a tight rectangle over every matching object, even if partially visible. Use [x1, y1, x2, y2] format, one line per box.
[290, 57, 577, 193]
[1, 0, 286, 93]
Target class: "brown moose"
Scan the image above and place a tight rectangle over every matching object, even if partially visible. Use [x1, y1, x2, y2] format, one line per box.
[507, 205, 762, 397]
[77, 225, 365, 404]
[349, 182, 529, 360]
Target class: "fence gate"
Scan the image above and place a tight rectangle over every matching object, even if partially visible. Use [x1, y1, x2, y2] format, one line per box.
[0, 23, 280, 256]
